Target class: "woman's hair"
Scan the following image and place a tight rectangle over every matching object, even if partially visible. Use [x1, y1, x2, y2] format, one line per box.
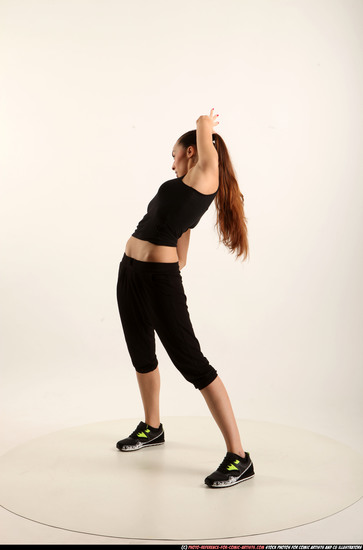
[177, 130, 249, 262]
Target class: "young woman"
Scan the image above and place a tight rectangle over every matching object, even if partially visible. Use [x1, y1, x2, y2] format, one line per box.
[116, 109, 254, 488]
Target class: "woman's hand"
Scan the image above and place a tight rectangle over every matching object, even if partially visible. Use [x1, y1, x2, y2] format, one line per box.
[196, 108, 219, 129]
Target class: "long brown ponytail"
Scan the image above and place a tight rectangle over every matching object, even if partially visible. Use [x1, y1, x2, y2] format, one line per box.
[177, 130, 249, 261]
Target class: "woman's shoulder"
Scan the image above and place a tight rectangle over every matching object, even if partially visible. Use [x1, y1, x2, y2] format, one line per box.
[182, 165, 219, 195]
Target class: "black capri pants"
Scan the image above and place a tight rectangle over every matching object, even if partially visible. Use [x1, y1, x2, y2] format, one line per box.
[116, 253, 218, 390]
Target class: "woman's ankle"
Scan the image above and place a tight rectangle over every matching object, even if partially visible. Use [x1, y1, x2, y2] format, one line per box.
[228, 448, 246, 459]
[145, 419, 160, 429]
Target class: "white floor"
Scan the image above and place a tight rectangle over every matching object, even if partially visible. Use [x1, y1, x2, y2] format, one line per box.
[0, 416, 362, 544]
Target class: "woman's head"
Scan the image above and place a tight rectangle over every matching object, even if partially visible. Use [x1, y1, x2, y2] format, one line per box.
[172, 133, 198, 178]
[173, 129, 249, 262]
[172, 130, 215, 177]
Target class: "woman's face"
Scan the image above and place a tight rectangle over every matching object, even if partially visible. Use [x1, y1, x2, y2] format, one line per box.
[171, 143, 187, 177]
[172, 143, 197, 178]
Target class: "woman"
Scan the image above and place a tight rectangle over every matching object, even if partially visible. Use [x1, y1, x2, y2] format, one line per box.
[116, 109, 254, 488]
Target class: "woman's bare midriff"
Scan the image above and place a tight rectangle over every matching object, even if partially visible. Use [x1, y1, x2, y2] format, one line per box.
[125, 236, 179, 263]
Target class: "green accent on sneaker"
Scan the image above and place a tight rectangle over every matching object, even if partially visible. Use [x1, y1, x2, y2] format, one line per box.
[227, 463, 239, 471]
[234, 459, 240, 464]
[137, 431, 148, 438]
[145, 429, 151, 433]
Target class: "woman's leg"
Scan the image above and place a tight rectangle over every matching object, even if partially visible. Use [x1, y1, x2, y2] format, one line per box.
[136, 366, 161, 429]
[200, 375, 245, 458]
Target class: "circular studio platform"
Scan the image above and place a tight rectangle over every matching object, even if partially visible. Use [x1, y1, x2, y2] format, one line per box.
[0, 416, 362, 541]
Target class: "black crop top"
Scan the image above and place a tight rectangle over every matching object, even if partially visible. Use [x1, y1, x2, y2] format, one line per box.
[131, 176, 218, 247]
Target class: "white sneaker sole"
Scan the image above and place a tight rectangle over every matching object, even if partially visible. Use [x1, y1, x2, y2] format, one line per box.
[207, 472, 255, 488]
[118, 441, 165, 452]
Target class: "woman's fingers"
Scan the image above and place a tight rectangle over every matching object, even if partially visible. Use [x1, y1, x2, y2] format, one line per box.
[196, 111, 220, 126]
[210, 108, 220, 123]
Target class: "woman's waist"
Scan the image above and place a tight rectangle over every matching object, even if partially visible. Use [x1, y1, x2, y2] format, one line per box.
[125, 236, 179, 263]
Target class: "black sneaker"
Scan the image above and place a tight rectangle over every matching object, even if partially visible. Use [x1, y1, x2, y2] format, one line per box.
[204, 451, 255, 488]
[116, 421, 165, 452]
